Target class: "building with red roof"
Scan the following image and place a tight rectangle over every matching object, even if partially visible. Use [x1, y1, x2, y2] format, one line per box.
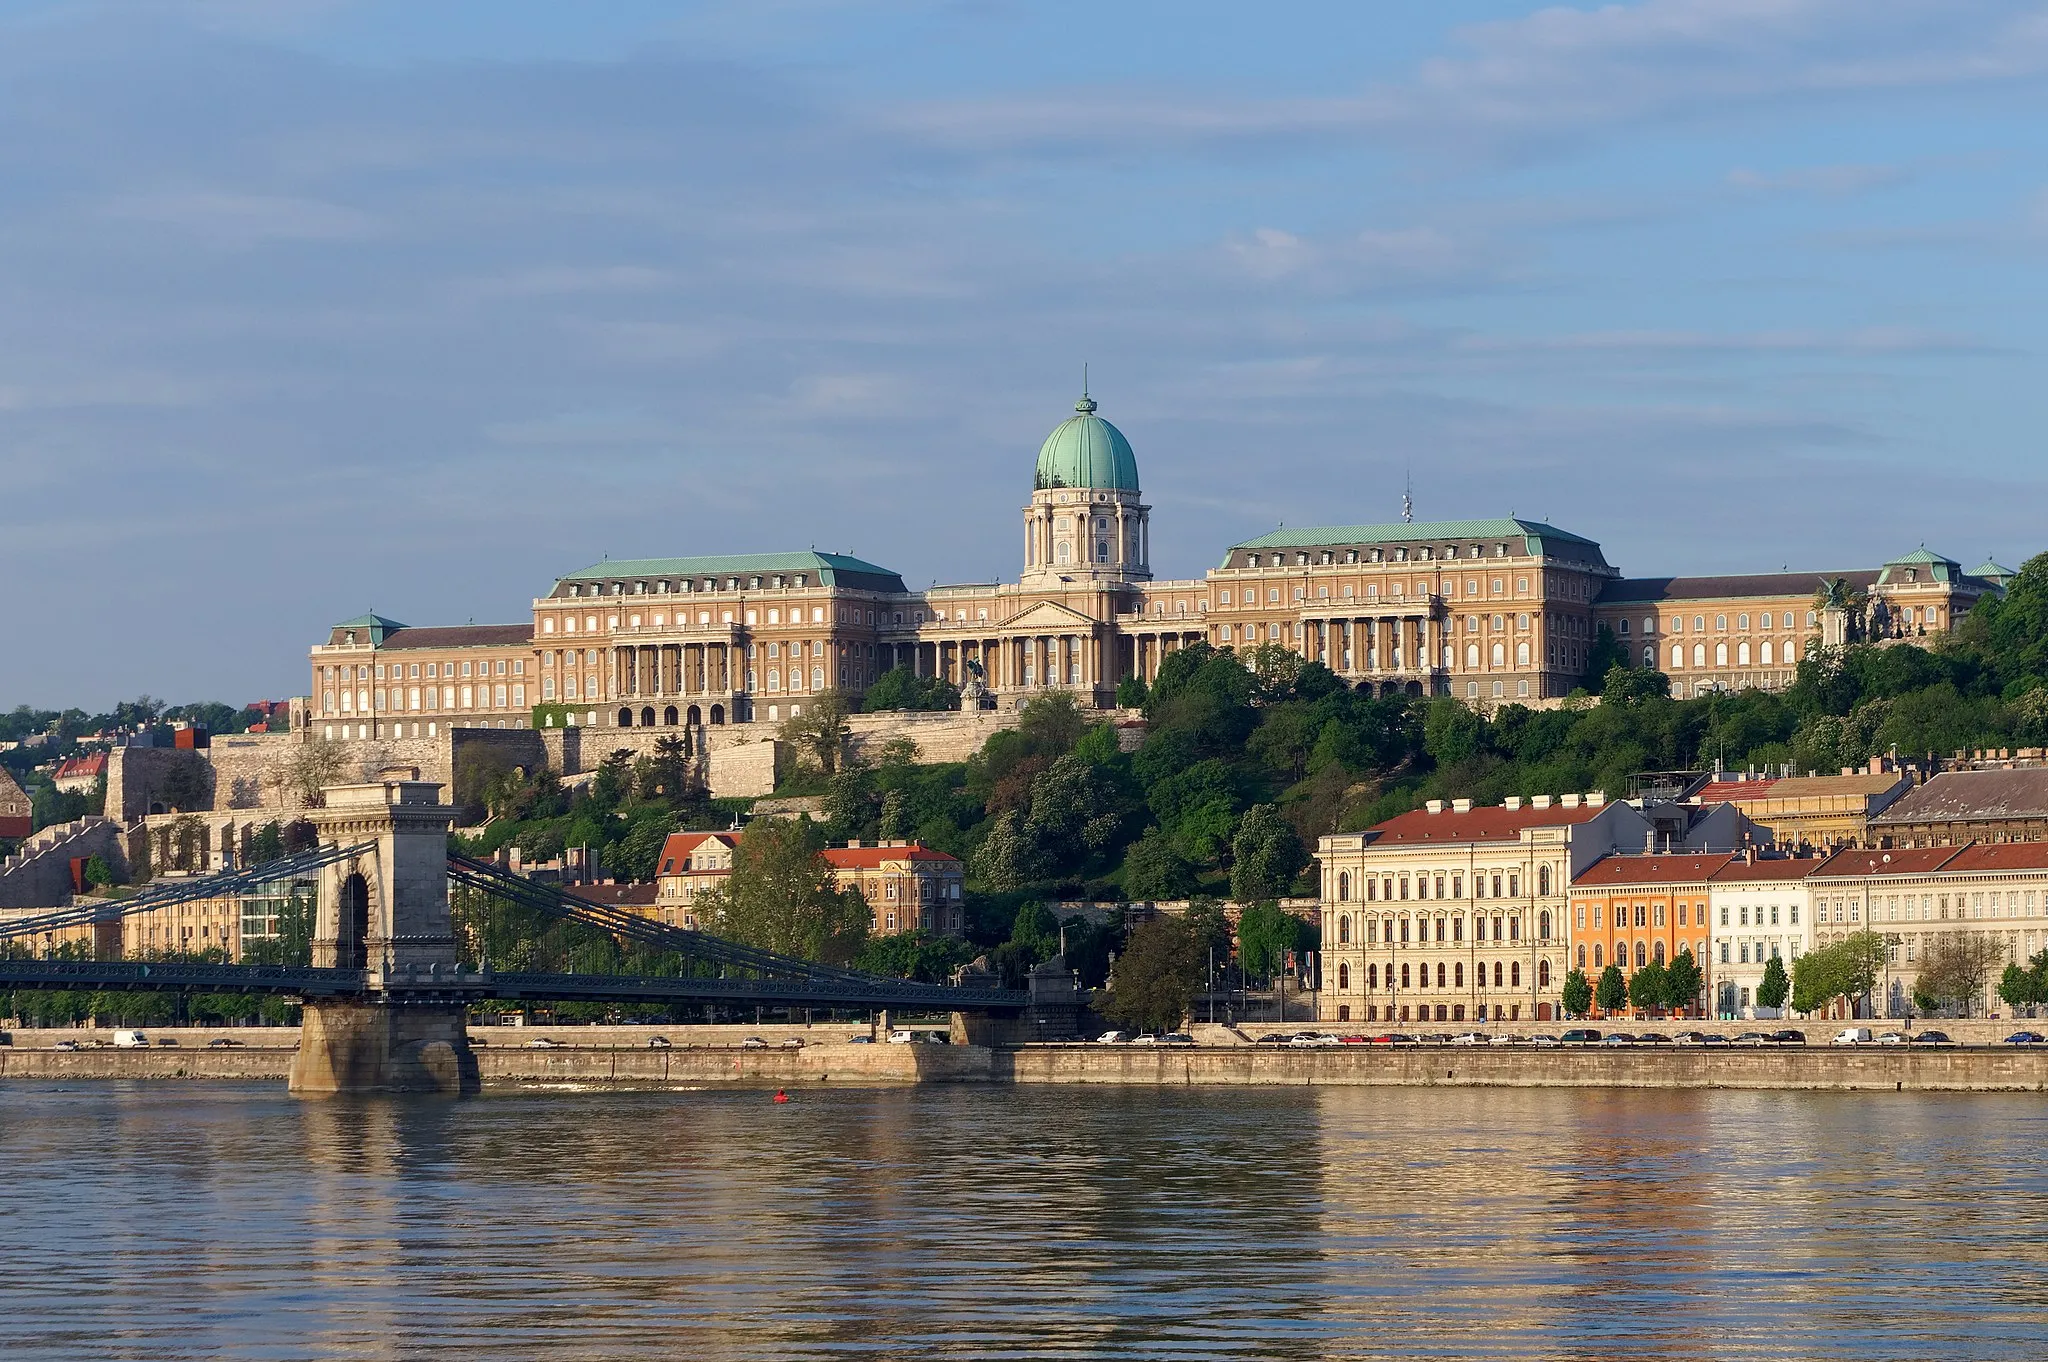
[651, 831, 964, 936]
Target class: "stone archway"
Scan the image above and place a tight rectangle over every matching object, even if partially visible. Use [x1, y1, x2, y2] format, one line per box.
[710, 704, 725, 725]
[616, 707, 633, 728]
[687, 704, 702, 725]
[337, 871, 370, 970]
[664, 705, 679, 727]
[640, 706, 656, 728]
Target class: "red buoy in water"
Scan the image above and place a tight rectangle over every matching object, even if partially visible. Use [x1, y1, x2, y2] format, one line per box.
[773, 1089, 790, 1103]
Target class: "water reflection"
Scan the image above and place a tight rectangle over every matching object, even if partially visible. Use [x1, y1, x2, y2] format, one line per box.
[1, 1083, 2043, 1360]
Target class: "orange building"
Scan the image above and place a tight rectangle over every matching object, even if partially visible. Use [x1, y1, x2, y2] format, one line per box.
[1567, 853, 1728, 1015]
[821, 842, 965, 936]
[653, 831, 740, 929]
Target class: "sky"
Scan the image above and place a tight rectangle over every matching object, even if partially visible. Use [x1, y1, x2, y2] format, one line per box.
[6, 0, 2048, 711]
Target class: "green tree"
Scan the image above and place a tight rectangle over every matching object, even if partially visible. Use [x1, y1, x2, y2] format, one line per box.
[1560, 968, 1593, 1018]
[1236, 900, 1304, 983]
[1102, 914, 1206, 1035]
[1123, 826, 1197, 900]
[1228, 804, 1307, 903]
[643, 733, 700, 808]
[1665, 949, 1703, 1015]
[1627, 959, 1669, 1013]
[284, 736, 350, 808]
[697, 818, 870, 965]
[1115, 675, 1148, 708]
[1581, 625, 1629, 690]
[1999, 962, 2035, 1014]
[1019, 692, 1087, 756]
[1916, 930, 2006, 1016]
[1595, 963, 1627, 1014]
[81, 854, 117, 889]
[1755, 954, 1790, 1010]
[971, 810, 1036, 892]
[779, 689, 854, 774]
[861, 667, 960, 713]
[157, 752, 212, 813]
[1789, 949, 1838, 1015]
[854, 930, 974, 983]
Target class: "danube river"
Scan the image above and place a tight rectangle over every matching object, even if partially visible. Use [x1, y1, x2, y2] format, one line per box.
[3, 1082, 2043, 1359]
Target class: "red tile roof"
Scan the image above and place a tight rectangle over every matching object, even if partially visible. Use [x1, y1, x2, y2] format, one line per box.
[1572, 853, 1736, 888]
[1369, 802, 1610, 844]
[1942, 843, 2048, 872]
[1708, 857, 1830, 884]
[821, 844, 961, 869]
[54, 753, 107, 780]
[1810, 846, 1965, 879]
[657, 831, 738, 875]
[1695, 778, 1780, 803]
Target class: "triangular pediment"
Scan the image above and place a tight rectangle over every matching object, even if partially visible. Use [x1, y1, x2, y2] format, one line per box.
[997, 599, 1101, 631]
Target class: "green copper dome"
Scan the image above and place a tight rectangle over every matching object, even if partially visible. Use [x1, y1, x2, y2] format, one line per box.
[1034, 395, 1140, 493]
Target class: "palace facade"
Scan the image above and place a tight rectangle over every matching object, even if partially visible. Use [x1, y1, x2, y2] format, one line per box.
[306, 390, 2012, 740]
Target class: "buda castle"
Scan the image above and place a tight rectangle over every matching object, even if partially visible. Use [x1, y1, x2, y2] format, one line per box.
[307, 392, 2011, 741]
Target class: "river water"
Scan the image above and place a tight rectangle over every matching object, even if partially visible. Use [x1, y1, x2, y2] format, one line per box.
[2, 1081, 2044, 1360]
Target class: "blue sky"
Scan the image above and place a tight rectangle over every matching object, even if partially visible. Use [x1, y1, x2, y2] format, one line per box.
[6, 0, 2048, 709]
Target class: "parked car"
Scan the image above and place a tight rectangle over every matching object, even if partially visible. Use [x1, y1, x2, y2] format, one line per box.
[741, 1036, 770, 1049]
[1911, 1030, 1955, 1046]
[2004, 1031, 2044, 1046]
[53, 1039, 79, 1051]
[524, 1037, 563, 1049]
[1159, 1033, 1196, 1046]
[1488, 1033, 1522, 1046]
[1673, 1031, 1710, 1046]
[1526, 1034, 1561, 1047]
[1875, 1032, 1908, 1045]
[112, 1030, 149, 1049]
[779, 1037, 805, 1049]
[1288, 1033, 1340, 1048]
[1599, 1033, 1636, 1046]
[1559, 1029, 1602, 1045]
[1735, 1032, 1771, 1047]
[1337, 1035, 1369, 1045]
[1769, 1029, 1808, 1046]
[1832, 1028, 1874, 1046]
[847, 1034, 876, 1044]
[1449, 1032, 1485, 1046]
[207, 1038, 242, 1048]
[157, 1038, 179, 1047]
[1699, 1034, 1731, 1047]
[1253, 1032, 1294, 1045]
[887, 1029, 917, 1044]
[1635, 1032, 1672, 1045]
[1094, 1031, 1129, 1046]
[646, 1036, 673, 1049]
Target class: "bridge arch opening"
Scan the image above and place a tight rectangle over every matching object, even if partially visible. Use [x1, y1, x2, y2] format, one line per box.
[338, 872, 370, 970]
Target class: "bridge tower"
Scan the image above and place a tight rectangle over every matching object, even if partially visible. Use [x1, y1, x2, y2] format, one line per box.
[288, 776, 480, 1096]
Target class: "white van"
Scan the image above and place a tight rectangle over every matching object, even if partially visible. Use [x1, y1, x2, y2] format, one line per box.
[112, 1030, 150, 1048]
[1831, 1027, 1873, 1046]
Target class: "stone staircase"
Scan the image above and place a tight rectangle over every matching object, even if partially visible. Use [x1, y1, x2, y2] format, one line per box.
[0, 816, 122, 910]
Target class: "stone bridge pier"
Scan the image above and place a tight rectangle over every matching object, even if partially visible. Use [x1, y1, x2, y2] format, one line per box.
[287, 777, 480, 1097]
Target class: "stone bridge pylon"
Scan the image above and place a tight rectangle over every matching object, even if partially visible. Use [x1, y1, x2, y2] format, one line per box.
[287, 776, 480, 1097]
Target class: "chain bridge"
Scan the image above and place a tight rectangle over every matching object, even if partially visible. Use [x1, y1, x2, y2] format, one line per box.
[0, 777, 1029, 1094]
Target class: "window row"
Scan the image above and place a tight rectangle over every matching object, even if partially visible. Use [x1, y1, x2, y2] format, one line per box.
[1335, 959, 1549, 991]
[1335, 867, 1550, 901]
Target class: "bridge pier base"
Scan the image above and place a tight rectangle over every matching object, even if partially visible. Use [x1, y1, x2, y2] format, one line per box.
[288, 1000, 480, 1097]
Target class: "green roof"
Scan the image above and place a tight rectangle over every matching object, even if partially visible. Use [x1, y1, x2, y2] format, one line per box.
[557, 550, 906, 594]
[1972, 559, 2017, 581]
[1223, 517, 1602, 565]
[329, 613, 405, 645]
[1035, 395, 1140, 493]
[1878, 547, 1960, 584]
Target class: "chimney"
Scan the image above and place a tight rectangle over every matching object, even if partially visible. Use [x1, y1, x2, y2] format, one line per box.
[1504, 796, 1523, 811]
[508, 845, 523, 872]
[1452, 798, 1473, 813]
[1425, 799, 1446, 814]
[1531, 794, 1554, 809]
[846, 839, 861, 848]
[1645, 828, 1656, 853]
[1587, 792, 1605, 807]
[1559, 793, 1582, 809]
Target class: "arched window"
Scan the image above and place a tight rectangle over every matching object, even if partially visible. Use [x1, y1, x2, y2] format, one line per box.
[1338, 963, 1350, 989]
[1368, 963, 1379, 989]
[1593, 944, 1603, 968]
[1635, 941, 1648, 968]
[1693, 643, 1706, 668]
[1538, 909, 1552, 940]
[1338, 915, 1351, 944]
[1338, 872, 1351, 902]
[1577, 944, 1586, 968]
[1653, 940, 1665, 965]
[1056, 542, 1071, 564]
[1401, 963, 1412, 988]
[1737, 642, 1750, 666]
[1466, 643, 1480, 668]
[1493, 961, 1504, 987]
[1643, 645, 1655, 666]
[1538, 959, 1551, 988]
[1715, 642, 1729, 667]
[1761, 640, 1775, 665]
[1490, 642, 1505, 667]
[1436, 962, 1446, 988]
[1455, 961, 1464, 986]
[1538, 866, 1551, 896]
[1511, 961, 1521, 987]
[1516, 641, 1531, 666]
[1671, 643, 1684, 669]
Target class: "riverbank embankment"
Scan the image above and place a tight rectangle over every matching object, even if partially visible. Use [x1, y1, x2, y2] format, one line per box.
[8, 1033, 2048, 1090]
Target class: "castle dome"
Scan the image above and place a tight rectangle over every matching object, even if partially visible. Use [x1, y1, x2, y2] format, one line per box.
[1034, 394, 1139, 493]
